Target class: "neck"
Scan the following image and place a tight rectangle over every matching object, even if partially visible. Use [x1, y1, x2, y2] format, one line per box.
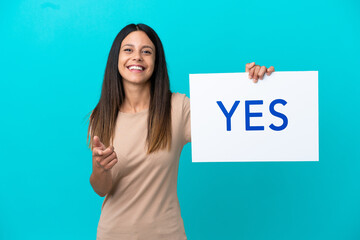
[121, 81, 151, 113]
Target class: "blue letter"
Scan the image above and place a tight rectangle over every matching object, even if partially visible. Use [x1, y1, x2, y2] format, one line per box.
[217, 101, 240, 131]
[245, 100, 264, 131]
[269, 99, 288, 131]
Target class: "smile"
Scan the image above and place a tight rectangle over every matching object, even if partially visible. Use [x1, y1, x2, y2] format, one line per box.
[127, 65, 145, 71]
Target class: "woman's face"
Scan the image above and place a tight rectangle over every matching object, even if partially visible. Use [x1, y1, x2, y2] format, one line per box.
[118, 31, 156, 86]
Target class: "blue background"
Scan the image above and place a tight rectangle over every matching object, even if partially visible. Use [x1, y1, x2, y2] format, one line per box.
[1, 0, 360, 239]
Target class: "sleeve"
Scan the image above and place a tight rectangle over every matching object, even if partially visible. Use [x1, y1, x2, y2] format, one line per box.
[182, 94, 191, 144]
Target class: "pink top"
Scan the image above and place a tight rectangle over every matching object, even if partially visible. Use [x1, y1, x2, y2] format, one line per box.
[96, 93, 191, 240]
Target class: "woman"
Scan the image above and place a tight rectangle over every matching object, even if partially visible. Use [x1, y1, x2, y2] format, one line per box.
[88, 23, 274, 239]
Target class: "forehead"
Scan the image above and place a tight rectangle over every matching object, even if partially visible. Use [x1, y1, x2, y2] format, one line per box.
[121, 31, 155, 48]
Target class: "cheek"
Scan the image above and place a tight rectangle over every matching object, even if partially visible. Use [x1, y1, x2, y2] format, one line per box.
[148, 65, 155, 77]
[118, 57, 126, 74]
[149, 57, 155, 74]
[117, 64, 123, 76]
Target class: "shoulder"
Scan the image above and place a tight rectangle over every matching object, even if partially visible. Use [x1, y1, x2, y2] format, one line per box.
[171, 92, 190, 121]
[171, 92, 189, 107]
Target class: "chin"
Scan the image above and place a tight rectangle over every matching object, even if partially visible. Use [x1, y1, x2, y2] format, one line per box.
[124, 78, 150, 86]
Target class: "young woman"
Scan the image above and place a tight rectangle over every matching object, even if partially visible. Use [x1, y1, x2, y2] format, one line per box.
[88, 23, 274, 240]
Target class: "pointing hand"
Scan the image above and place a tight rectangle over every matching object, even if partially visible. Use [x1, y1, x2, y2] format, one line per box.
[92, 136, 118, 171]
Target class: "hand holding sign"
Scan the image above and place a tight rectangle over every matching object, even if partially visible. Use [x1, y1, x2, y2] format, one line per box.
[245, 62, 275, 83]
[92, 136, 118, 171]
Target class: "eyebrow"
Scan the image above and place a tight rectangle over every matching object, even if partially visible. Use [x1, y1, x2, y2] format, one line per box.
[121, 44, 154, 51]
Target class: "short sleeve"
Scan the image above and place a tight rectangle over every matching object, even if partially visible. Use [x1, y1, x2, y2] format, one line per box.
[182, 95, 191, 144]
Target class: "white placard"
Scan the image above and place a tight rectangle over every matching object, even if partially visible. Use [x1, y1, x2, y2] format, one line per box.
[189, 71, 318, 162]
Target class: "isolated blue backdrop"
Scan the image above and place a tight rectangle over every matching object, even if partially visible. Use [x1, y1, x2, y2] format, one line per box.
[1, 0, 360, 239]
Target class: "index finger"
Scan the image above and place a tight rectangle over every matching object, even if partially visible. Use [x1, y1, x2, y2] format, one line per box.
[92, 136, 106, 150]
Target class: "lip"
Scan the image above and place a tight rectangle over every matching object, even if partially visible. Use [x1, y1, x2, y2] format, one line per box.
[127, 65, 146, 71]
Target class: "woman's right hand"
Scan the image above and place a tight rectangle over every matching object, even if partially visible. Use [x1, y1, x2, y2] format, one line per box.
[92, 136, 118, 172]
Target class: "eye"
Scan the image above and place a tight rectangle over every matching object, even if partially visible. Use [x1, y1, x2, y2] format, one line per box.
[124, 48, 132, 52]
[142, 50, 152, 54]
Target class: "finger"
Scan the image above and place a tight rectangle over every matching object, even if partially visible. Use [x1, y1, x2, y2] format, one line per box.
[266, 66, 275, 76]
[245, 62, 255, 72]
[101, 146, 115, 158]
[93, 136, 106, 150]
[253, 65, 261, 82]
[100, 151, 117, 167]
[249, 67, 255, 79]
[93, 147, 104, 157]
[258, 66, 267, 80]
[104, 158, 119, 171]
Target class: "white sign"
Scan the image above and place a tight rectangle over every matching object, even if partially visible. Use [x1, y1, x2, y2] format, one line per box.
[189, 71, 318, 162]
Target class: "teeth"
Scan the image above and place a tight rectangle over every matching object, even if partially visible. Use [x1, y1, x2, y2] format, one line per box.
[128, 66, 144, 70]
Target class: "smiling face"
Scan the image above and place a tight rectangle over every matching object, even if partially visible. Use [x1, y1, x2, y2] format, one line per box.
[118, 31, 156, 86]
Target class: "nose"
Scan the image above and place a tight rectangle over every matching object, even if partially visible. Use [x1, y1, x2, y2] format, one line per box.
[132, 50, 143, 61]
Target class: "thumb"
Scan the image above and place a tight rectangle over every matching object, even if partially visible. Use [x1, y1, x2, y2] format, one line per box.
[93, 136, 105, 150]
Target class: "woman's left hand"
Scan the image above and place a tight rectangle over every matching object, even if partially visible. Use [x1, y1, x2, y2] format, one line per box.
[245, 62, 275, 83]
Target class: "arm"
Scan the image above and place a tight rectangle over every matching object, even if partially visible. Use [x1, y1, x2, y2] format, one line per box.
[90, 136, 118, 197]
[90, 168, 112, 197]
